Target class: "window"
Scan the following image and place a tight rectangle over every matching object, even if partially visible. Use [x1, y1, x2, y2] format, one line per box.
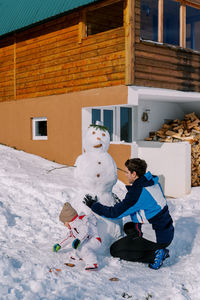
[120, 107, 132, 143]
[92, 108, 114, 140]
[32, 117, 48, 140]
[91, 107, 133, 143]
[186, 6, 200, 51]
[140, 0, 158, 41]
[92, 109, 101, 124]
[104, 109, 114, 140]
[140, 0, 200, 52]
[163, 0, 180, 46]
[86, 1, 123, 36]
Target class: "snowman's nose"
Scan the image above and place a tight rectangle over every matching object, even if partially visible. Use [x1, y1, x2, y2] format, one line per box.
[97, 137, 101, 141]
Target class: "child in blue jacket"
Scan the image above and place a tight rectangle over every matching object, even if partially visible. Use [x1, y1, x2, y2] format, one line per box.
[83, 158, 174, 270]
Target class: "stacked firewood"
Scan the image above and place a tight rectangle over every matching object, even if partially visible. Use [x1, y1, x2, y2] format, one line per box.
[145, 112, 200, 186]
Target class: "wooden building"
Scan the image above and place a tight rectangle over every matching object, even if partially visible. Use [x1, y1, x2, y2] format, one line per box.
[0, 0, 200, 194]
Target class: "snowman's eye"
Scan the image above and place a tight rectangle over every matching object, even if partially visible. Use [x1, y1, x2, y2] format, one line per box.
[92, 131, 96, 135]
[102, 133, 105, 136]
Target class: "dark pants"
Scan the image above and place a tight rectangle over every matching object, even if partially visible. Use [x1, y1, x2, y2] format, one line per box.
[110, 222, 170, 263]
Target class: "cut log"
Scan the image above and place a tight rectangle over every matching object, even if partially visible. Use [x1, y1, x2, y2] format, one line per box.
[145, 112, 200, 187]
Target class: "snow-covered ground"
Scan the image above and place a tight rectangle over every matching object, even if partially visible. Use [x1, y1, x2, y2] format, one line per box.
[0, 144, 200, 300]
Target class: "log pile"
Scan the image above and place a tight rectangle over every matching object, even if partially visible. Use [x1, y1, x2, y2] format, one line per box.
[145, 112, 200, 186]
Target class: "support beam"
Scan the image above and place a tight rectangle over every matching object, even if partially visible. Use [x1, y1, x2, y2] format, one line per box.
[86, 0, 121, 11]
[184, 1, 200, 9]
[124, 0, 135, 85]
[78, 10, 86, 43]
[158, 0, 163, 43]
[180, 4, 186, 48]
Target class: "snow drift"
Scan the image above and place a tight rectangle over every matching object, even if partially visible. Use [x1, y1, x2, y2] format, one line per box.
[0, 144, 200, 300]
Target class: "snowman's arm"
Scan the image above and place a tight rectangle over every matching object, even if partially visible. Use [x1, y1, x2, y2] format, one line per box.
[112, 192, 121, 203]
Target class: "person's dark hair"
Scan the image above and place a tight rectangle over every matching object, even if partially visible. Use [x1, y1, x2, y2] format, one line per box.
[125, 158, 147, 177]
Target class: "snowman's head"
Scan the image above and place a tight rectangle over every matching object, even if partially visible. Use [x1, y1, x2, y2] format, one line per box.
[83, 124, 110, 153]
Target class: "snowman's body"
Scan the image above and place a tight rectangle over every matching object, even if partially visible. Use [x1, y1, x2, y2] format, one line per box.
[74, 151, 117, 199]
[71, 124, 123, 250]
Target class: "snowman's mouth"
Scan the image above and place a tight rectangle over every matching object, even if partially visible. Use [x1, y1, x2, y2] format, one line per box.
[93, 144, 102, 148]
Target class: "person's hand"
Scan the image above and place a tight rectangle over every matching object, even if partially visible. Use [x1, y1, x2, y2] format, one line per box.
[83, 194, 98, 208]
[72, 239, 81, 249]
[53, 243, 61, 252]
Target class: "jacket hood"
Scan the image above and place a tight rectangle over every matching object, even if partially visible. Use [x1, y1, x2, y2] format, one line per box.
[144, 171, 159, 184]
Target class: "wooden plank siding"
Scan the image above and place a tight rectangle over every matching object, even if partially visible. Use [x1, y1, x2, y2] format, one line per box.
[0, 36, 15, 101]
[1, 0, 200, 102]
[134, 0, 200, 92]
[0, 7, 125, 101]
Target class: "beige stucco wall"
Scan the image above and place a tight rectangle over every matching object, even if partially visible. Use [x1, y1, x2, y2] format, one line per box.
[109, 143, 132, 184]
[0, 85, 128, 182]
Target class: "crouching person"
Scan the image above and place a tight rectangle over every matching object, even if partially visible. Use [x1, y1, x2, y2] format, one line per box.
[83, 158, 174, 270]
[53, 202, 101, 270]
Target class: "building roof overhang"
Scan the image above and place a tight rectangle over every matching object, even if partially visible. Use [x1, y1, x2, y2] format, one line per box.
[128, 86, 200, 105]
[0, 0, 100, 38]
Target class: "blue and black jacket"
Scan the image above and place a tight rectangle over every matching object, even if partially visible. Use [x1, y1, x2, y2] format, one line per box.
[90, 171, 174, 245]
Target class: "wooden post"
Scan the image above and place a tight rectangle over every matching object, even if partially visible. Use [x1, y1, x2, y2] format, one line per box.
[124, 0, 135, 85]
[13, 32, 16, 100]
[158, 0, 163, 43]
[78, 10, 86, 43]
[180, 3, 186, 48]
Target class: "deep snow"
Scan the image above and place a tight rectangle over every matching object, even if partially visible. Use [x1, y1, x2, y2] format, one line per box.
[0, 144, 200, 300]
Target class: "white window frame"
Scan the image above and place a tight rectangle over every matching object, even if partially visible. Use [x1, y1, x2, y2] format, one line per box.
[82, 105, 134, 143]
[32, 117, 48, 140]
[100, 107, 116, 141]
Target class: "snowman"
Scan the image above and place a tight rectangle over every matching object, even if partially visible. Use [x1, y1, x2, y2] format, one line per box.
[70, 122, 123, 250]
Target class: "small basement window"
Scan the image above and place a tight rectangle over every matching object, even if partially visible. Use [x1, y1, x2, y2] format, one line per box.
[32, 117, 48, 140]
[86, 1, 123, 36]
